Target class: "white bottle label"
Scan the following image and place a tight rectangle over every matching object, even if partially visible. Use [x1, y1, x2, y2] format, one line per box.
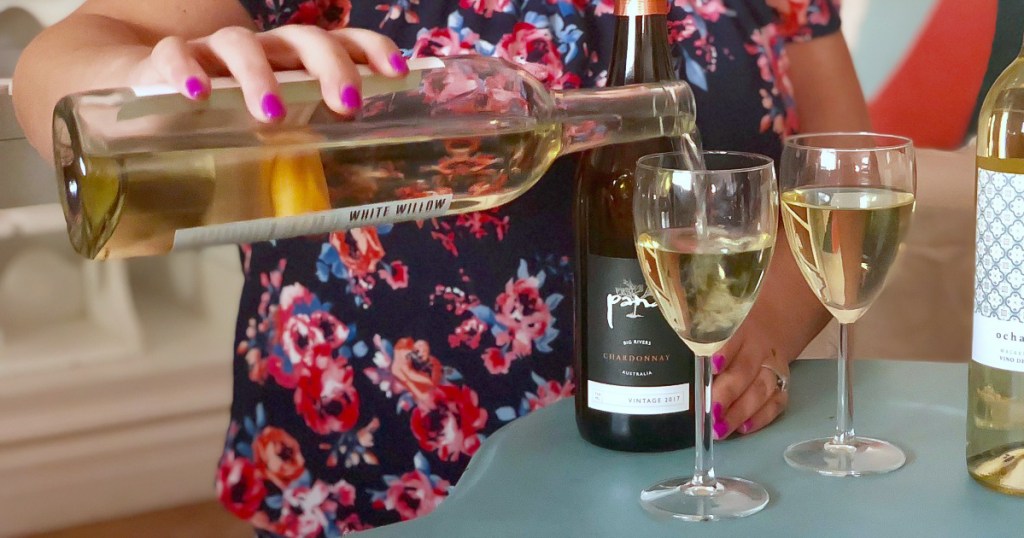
[973, 167, 1024, 373]
[587, 381, 690, 415]
[172, 194, 453, 250]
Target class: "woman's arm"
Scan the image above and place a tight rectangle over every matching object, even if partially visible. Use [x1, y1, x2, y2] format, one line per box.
[712, 31, 871, 437]
[13, 0, 405, 159]
[743, 32, 873, 371]
[12, 0, 254, 157]
[787, 32, 872, 133]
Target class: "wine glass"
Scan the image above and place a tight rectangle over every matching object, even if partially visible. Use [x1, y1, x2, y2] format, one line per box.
[779, 132, 916, 476]
[633, 151, 778, 520]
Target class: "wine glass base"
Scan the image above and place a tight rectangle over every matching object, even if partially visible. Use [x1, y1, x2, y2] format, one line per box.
[639, 476, 769, 521]
[784, 437, 906, 477]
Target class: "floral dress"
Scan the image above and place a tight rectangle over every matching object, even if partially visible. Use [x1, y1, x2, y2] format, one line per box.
[223, 1, 840, 536]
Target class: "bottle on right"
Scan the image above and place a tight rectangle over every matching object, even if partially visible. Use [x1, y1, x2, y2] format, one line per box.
[969, 36, 1024, 495]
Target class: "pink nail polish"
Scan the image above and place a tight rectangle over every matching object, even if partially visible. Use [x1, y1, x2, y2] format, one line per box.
[185, 77, 206, 99]
[713, 420, 729, 440]
[740, 420, 753, 434]
[261, 93, 286, 120]
[340, 85, 362, 109]
[712, 402, 724, 423]
[390, 52, 409, 74]
[711, 353, 725, 374]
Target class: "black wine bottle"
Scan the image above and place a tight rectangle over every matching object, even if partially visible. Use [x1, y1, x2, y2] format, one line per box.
[573, 0, 696, 452]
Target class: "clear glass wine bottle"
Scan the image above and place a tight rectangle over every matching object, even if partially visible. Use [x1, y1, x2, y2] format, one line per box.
[52, 55, 696, 260]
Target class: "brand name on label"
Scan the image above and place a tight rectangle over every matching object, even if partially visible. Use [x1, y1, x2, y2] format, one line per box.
[996, 331, 1024, 342]
[173, 194, 453, 250]
[346, 196, 451, 224]
[605, 279, 658, 329]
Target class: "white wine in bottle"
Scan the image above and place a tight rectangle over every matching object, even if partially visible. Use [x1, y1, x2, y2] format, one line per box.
[52, 56, 697, 260]
[969, 38, 1024, 496]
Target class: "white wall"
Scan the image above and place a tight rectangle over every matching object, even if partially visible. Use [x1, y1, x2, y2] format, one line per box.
[0, 2, 241, 536]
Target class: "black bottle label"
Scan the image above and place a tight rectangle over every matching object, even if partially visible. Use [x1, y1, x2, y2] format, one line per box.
[585, 253, 692, 415]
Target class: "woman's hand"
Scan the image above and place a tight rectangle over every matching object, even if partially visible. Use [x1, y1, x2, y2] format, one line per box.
[710, 233, 831, 439]
[710, 28, 871, 440]
[131, 24, 409, 121]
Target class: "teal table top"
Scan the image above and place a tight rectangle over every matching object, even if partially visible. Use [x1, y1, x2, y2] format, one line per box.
[363, 359, 1023, 537]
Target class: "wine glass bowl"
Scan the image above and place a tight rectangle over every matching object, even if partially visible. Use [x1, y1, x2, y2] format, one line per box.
[779, 132, 916, 477]
[633, 151, 778, 520]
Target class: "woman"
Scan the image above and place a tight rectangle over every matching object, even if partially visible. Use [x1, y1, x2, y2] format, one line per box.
[13, 0, 869, 534]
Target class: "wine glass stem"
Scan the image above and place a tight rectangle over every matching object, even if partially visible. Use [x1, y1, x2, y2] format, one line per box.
[692, 354, 717, 488]
[833, 322, 855, 445]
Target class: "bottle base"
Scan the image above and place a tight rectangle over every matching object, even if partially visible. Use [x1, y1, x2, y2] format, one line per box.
[967, 443, 1024, 496]
[575, 410, 694, 452]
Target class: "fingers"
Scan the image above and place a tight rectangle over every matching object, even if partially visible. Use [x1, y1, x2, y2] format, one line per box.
[149, 36, 211, 100]
[710, 337, 791, 439]
[736, 389, 789, 436]
[152, 26, 406, 122]
[718, 363, 789, 438]
[267, 26, 362, 116]
[709, 342, 759, 422]
[330, 28, 409, 77]
[203, 26, 284, 122]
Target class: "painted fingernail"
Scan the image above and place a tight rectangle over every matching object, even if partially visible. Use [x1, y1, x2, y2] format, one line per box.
[390, 52, 409, 74]
[711, 353, 725, 374]
[340, 85, 362, 110]
[739, 420, 753, 434]
[185, 76, 206, 99]
[261, 92, 286, 120]
[713, 420, 729, 440]
[712, 402, 724, 423]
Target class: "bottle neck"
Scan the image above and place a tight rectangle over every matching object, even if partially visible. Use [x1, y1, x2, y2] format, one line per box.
[607, 10, 675, 86]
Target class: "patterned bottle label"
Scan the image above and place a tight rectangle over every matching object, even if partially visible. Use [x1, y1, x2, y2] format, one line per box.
[586, 254, 692, 414]
[973, 167, 1024, 373]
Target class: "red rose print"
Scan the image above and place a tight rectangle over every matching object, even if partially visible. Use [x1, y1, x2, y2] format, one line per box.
[390, 337, 443, 403]
[279, 482, 332, 537]
[253, 427, 307, 489]
[676, 0, 729, 23]
[410, 384, 488, 461]
[294, 357, 361, 434]
[281, 314, 325, 365]
[527, 378, 575, 412]
[746, 24, 798, 135]
[494, 275, 551, 357]
[449, 317, 488, 350]
[381, 470, 450, 520]
[331, 227, 386, 280]
[459, 0, 511, 18]
[287, 0, 352, 29]
[379, 260, 410, 289]
[411, 27, 476, 57]
[481, 347, 514, 375]
[765, 0, 810, 37]
[496, 23, 566, 89]
[216, 453, 267, 520]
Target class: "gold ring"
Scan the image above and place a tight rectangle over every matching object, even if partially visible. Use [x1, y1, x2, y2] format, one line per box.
[761, 364, 788, 393]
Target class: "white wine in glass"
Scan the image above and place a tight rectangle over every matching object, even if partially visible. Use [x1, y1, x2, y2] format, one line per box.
[634, 151, 778, 520]
[780, 132, 916, 477]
